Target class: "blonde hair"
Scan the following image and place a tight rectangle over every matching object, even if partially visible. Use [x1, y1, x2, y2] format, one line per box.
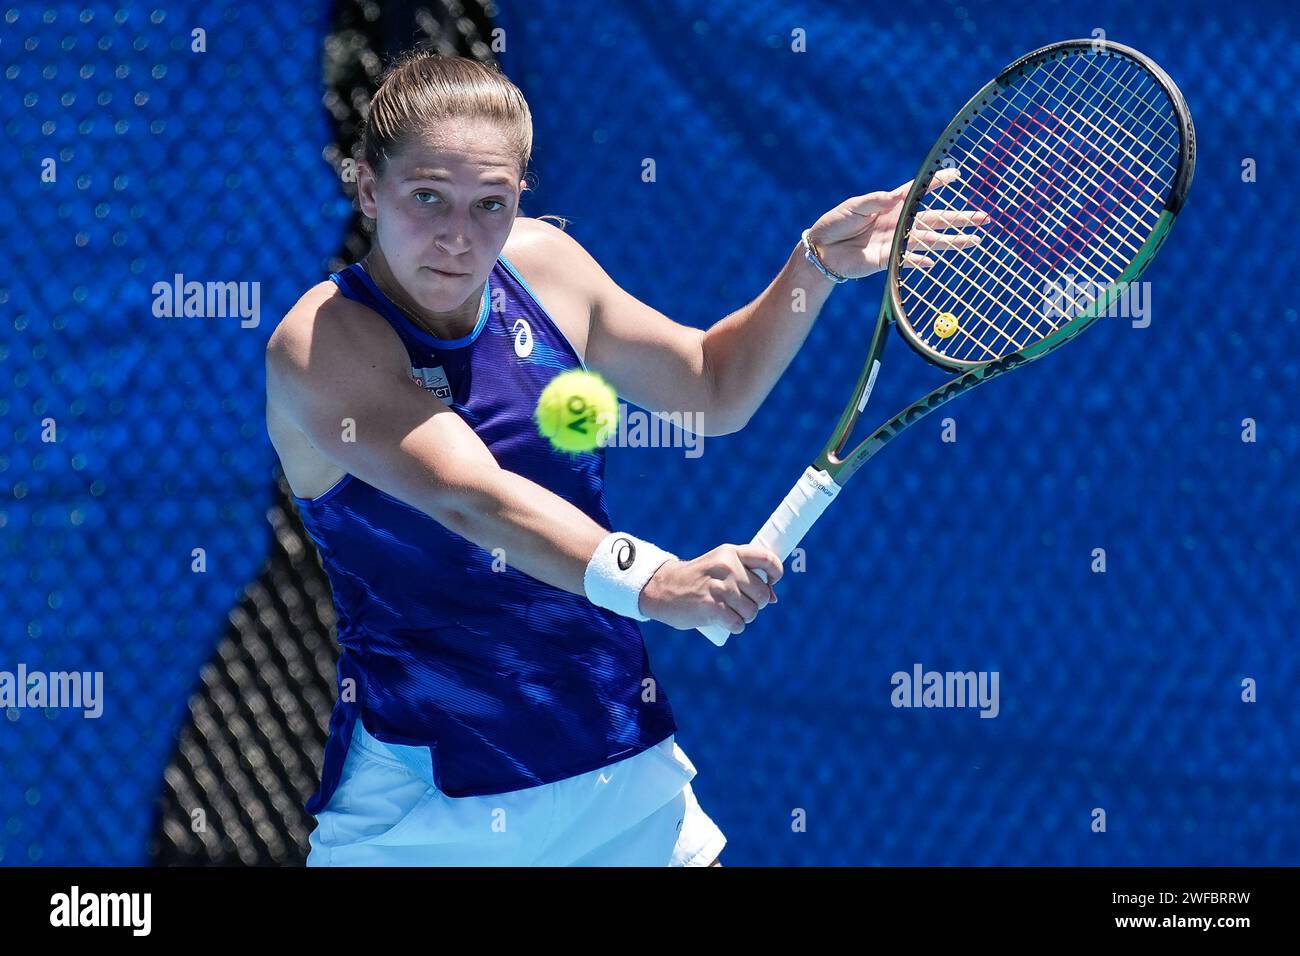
[361, 51, 533, 182]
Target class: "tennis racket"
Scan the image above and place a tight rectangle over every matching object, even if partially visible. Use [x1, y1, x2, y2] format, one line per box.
[700, 38, 1195, 646]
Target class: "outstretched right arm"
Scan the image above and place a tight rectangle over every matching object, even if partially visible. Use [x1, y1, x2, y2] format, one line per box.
[264, 289, 780, 635]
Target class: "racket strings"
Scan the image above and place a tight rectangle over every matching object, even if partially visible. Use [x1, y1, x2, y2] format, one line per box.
[1042, 58, 1183, 175]
[955, 57, 1174, 297]
[964, 61, 1172, 275]
[973, 106, 1153, 257]
[911, 65, 1164, 358]
[994, 61, 1172, 248]
[1021, 59, 1175, 202]
[918, 58, 1171, 358]
[897, 49, 1182, 364]
[908, 55, 1175, 361]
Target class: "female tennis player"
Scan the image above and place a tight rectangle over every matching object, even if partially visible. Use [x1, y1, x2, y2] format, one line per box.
[266, 52, 981, 866]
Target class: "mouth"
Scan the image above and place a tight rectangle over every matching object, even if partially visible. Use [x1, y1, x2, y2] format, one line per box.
[425, 266, 469, 278]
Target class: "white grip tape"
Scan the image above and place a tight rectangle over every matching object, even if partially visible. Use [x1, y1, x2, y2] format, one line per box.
[698, 466, 842, 647]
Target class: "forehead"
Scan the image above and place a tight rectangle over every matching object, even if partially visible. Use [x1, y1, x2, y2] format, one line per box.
[393, 118, 519, 183]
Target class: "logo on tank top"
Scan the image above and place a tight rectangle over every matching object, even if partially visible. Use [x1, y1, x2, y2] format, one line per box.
[511, 318, 534, 358]
[410, 365, 452, 401]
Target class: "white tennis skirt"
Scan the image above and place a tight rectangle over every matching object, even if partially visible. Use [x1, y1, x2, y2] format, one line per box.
[307, 719, 726, 866]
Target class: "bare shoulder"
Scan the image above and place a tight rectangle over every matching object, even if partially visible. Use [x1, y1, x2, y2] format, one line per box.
[504, 215, 603, 280]
[266, 277, 410, 438]
[267, 280, 334, 364]
[506, 214, 582, 255]
[503, 216, 600, 358]
[265, 279, 413, 499]
[266, 279, 406, 382]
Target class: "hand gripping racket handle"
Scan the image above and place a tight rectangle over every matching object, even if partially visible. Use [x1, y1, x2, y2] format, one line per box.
[698, 465, 842, 647]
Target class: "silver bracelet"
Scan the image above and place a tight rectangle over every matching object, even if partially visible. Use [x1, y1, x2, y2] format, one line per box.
[801, 228, 849, 284]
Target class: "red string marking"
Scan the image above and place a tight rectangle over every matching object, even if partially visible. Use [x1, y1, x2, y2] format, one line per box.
[967, 106, 1146, 276]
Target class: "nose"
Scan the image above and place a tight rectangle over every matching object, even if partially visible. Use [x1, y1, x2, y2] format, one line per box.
[434, 209, 472, 256]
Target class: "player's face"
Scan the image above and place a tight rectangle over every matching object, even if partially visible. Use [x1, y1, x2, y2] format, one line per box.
[359, 118, 524, 314]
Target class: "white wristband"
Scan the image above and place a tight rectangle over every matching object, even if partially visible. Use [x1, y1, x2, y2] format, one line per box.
[583, 532, 677, 621]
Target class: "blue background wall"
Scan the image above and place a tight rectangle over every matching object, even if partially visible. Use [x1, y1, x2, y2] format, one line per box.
[2, 0, 1297, 864]
[0, 1, 348, 864]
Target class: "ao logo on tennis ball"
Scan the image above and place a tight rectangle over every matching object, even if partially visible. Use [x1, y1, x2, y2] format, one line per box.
[534, 370, 618, 454]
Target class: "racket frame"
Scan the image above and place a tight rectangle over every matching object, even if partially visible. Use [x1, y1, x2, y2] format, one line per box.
[698, 39, 1194, 646]
[818, 38, 1194, 487]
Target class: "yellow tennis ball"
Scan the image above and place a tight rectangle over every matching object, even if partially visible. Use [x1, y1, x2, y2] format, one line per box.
[535, 369, 619, 454]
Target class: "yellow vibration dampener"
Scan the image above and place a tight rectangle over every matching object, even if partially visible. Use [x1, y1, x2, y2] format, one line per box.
[934, 312, 959, 338]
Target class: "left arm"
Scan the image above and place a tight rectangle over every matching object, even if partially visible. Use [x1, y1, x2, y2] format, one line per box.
[544, 171, 984, 436]
[585, 235, 836, 437]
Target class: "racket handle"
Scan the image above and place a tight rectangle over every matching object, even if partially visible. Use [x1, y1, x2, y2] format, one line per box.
[697, 465, 842, 647]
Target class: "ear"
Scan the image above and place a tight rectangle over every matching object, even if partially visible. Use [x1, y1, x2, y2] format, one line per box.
[357, 161, 381, 218]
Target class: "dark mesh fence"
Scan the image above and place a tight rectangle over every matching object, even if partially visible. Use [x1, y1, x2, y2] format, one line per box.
[0, 0, 498, 867]
[148, 1, 502, 866]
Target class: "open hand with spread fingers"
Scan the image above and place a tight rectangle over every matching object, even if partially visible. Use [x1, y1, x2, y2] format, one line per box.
[804, 167, 989, 280]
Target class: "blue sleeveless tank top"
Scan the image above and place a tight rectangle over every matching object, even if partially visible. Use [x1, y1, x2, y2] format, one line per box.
[298, 256, 677, 813]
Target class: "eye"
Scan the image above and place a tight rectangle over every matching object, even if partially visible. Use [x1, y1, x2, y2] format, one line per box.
[480, 199, 506, 212]
[413, 190, 440, 204]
